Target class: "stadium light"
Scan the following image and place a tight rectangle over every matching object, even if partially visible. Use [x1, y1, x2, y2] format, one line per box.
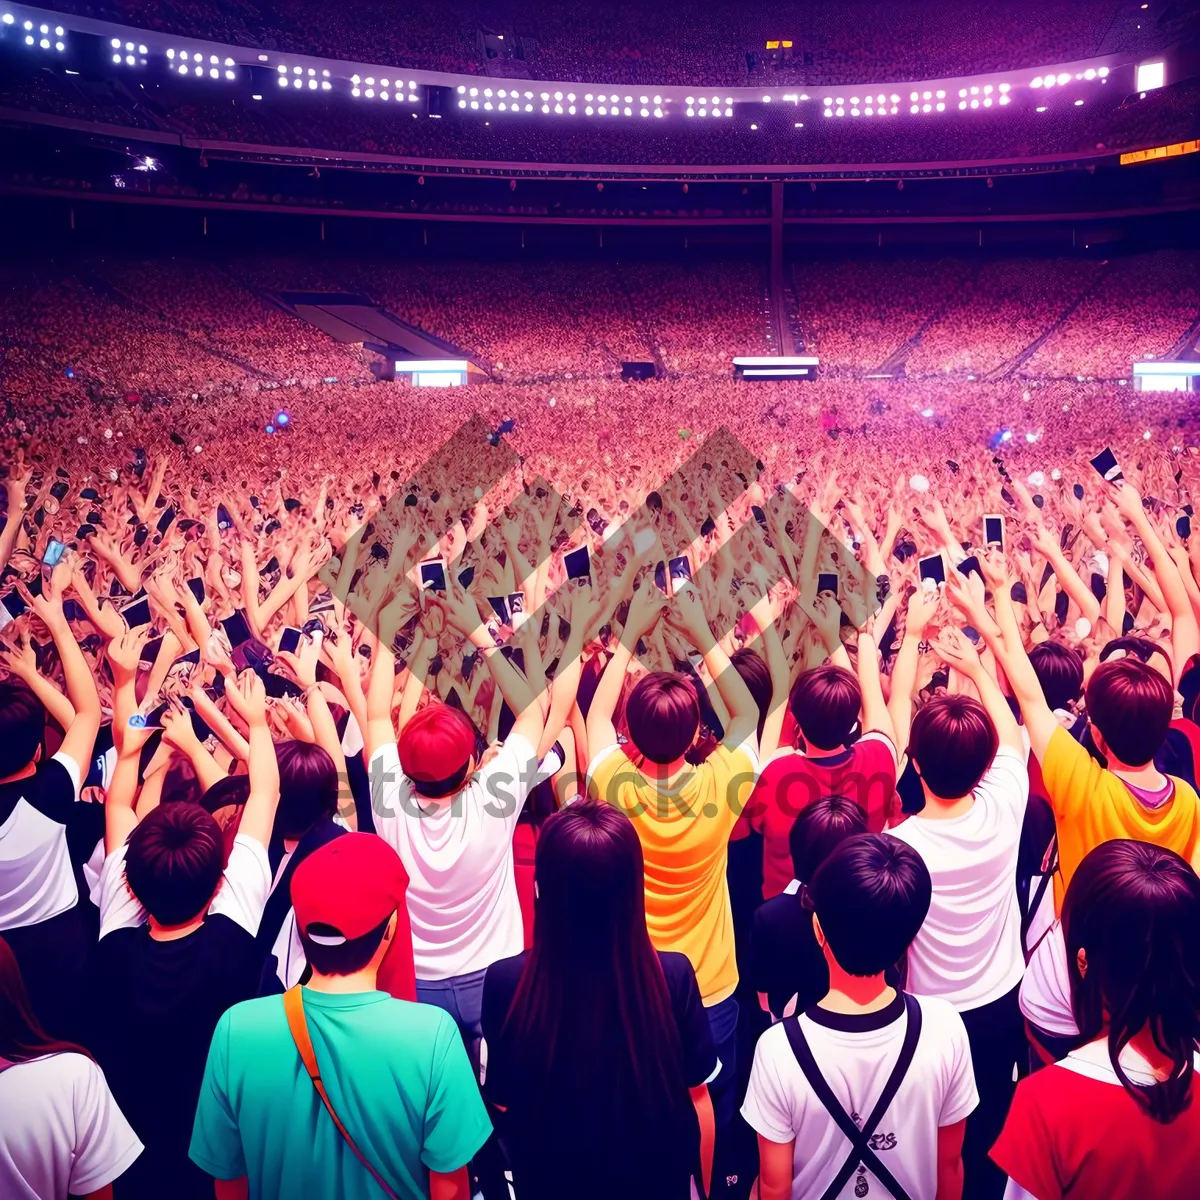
[1, 14, 13, 24]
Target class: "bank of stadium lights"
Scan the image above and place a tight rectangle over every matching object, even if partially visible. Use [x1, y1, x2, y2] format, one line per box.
[1031, 66, 1108, 88]
[111, 38, 147, 66]
[824, 92, 901, 118]
[351, 74, 414, 100]
[686, 96, 734, 117]
[16, 19, 65, 50]
[168, 48, 238, 79]
[455, 84, 661, 117]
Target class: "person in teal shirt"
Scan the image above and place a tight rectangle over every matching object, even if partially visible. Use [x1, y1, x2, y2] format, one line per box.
[189, 834, 491, 1200]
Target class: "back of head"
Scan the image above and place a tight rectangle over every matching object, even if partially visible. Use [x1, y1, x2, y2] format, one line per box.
[1101, 635, 1174, 685]
[397, 702, 477, 797]
[0, 935, 90, 1063]
[730, 647, 772, 741]
[789, 795, 868, 884]
[626, 672, 700, 764]
[1085, 658, 1173, 767]
[1029, 641, 1085, 712]
[124, 802, 224, 926]
[1063, 839, 1200, 1123]
[789, 665, 861, 751]
[909, 694, 998, 799]
[0, 680, 44, 779]
[276, 740, 338, 839]
[809, 833, 931, 976]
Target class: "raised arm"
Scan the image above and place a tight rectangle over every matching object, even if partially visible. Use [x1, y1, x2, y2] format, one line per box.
[222, 671, 279, 850]
[887, 588, 938, 756]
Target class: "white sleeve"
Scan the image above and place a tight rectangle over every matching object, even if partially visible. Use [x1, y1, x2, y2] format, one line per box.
[475, 732, 540, 826]
[368, 742, 408, 847]
[208, 834, 272, 936]
[50, 749, 82, 802]
[1020, 922, 1079, 1038]
[583, 741, 623, 794]
[98, 844, 145, 939]
[341, 712, 364, 757]
[739, 1029, 799, 1145]
[66, 1055, 144, 1194]
[982, 745, 1031, 819]
[936, 1004, 981, 1127]
[83, 836, 106, 909]
[271, 908, 307, 990]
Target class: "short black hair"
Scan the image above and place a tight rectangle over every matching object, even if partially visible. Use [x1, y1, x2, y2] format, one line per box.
[909, 695, 998, 799]
[789, 665, 861, 751]
[1029, 641, 1085, 711]
[0, 681, 44, 779]
[276, 741, 339, 838]
[808, 833, 931, 976]
[300, 915, 391, 976]
[124, 803, 224, 926]
[789, 795, 867, 883]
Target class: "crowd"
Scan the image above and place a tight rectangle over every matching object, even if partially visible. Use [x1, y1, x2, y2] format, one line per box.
[41, 0, 1193, 87]
[3, 240, 1200, 1200]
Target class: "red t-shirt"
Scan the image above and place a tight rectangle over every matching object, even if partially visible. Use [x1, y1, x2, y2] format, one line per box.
[741, 733, 898, 898]
[991, 1052, 1200, 1200]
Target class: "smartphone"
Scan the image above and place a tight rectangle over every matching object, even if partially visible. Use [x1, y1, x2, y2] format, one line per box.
[79, 487, 100, 502]
[1090, 447, 1123, 483]
[668, 555, 693, 593]
[0, 589, 27, 627]
[654, 561, 668, 593]
[120, 592, 152, 629]
[957, 556, 981, 580]
[700, 515, 717, 538]
[279, 626, 302, 655]
[49, 480, 69, 502]
[918, 554, 946, 588]
[487, 596, 511, 624]
[983, 514, 1005, 548]
[1178, 514, 1192, 539]
[139, 636, 163, 664]
[42, 539, 66, 568]
[507, 591, 525, 615]
[216, 504, 234, 532]
[221, 609, 252, 648]
[156, 507, 176, 536]
[167, 648, 200, 678]
[963, 626, 982, 645]
[186, 577, 205, 604]
[817, 571, 839, 597]
[564, 545, 592, 581]
[419, 560, 447, 593]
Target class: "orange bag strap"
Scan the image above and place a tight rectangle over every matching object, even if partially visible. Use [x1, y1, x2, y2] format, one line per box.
[282, 986, 401, 1200]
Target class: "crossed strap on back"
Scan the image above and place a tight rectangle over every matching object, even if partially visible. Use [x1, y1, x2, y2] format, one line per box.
[283, 986, 401, 1200]
[783, 993, 923, 1200]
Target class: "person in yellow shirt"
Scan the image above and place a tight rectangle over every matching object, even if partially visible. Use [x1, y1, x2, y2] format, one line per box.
[950, 553, 1200, 913]
[586, 576, 760, 1195]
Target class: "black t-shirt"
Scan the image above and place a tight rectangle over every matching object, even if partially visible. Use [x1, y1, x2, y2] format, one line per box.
[749, 887, 830, 1022]
[91, 915, 263, 1199]
[482, 949, 716, 1200]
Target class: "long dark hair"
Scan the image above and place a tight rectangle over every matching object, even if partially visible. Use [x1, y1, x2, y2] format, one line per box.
[1063, 840, 1200, 1123]
[504, 803, 694, 1177]
[0, 937, 93, 1064]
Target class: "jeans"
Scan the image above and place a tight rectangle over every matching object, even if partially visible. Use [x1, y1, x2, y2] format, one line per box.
[417, 966, 489, 1069]
[705, 995, 741, 1198]
[959, 983, 1025, 1200]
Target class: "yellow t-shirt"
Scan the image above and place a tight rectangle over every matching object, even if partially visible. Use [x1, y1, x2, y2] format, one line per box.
[1041, 725, 1200, 913]
[586, 741, 759, 1005]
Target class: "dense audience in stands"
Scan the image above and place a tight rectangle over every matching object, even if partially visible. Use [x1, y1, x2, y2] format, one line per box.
[3, 241, 1200, 1200]
[40, 0, 1196, 86]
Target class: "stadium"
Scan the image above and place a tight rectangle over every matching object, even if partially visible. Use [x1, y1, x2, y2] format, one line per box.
[1, 3, 1199, 1200]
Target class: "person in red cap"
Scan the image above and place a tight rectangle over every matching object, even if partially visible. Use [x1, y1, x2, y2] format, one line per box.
[363, 580, 565, 1067]
[189, 833, 491, 1200]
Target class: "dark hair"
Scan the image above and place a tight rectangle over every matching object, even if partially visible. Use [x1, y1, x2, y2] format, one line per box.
[276, 741, 339, 839]
[1063, 840, 1200, 1123]
[1085, 658, 1173, 767]
[0, 680, 44, 779]
[299, 915, 391, 977]
[731, 647, 772, 742]
[808, 833, 931, 976]
[1100, 635, 1173, 682]
[124, 802, 224, 926]
[1029, 641, 1085, 711]
[198, 773, 251, 814]
[909, 695, 998, 799]
[625, 672, 700, 764]
[789, 665, 861, 751]
[504, 803, 695, 1180]
[0, 936, 93, 1064]
[790, 795, 868, 884]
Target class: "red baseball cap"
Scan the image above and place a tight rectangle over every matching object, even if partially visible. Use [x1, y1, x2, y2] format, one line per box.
[291, 834, 410, 944]
[398, 703, 476, 788]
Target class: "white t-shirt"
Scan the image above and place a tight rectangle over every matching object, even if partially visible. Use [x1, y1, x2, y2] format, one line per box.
[1019, 920, 1078, 1039]
[0, 753, 82, 931]
[370, 734, 539, 980]
[97, 833, 271, 939]
[742, 993, 979, 1200]
[0, 1052, 143, 1200]
[888, 745, 1030, 1011]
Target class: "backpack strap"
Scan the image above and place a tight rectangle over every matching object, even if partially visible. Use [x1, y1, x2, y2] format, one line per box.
[283, 986, 401, 1200]
[783, 993, 923, 1200]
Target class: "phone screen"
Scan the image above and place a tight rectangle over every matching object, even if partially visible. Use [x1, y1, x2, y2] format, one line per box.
[120, 593, 152, 629]
[186, 577, 205, 604]
[222, 609, 252, 648]
[487, 596, 510, 624]
[668, 556, 693, 591]
[507, 591, 525, 615]
[279, 627, 302, 655]
[919, 555, 946, 587]
[1090, 447, 1123, 483]
[817, 572, 839, 596]
[957, 556, 982, 580]
[564, 546, 591, 581]
[156, 507, 176, 536]
[983, 516, 1004, 548]
[42, 539, 66, 568]
[420, 560, 447, 592]
[654, 561, 668, 593]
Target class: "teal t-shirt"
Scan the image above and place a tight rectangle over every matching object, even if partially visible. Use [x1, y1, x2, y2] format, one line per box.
[189, 989, 491, 1199]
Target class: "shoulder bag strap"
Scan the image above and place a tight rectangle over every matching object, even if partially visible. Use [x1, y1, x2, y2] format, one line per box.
[283, 986, 401, 1200]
